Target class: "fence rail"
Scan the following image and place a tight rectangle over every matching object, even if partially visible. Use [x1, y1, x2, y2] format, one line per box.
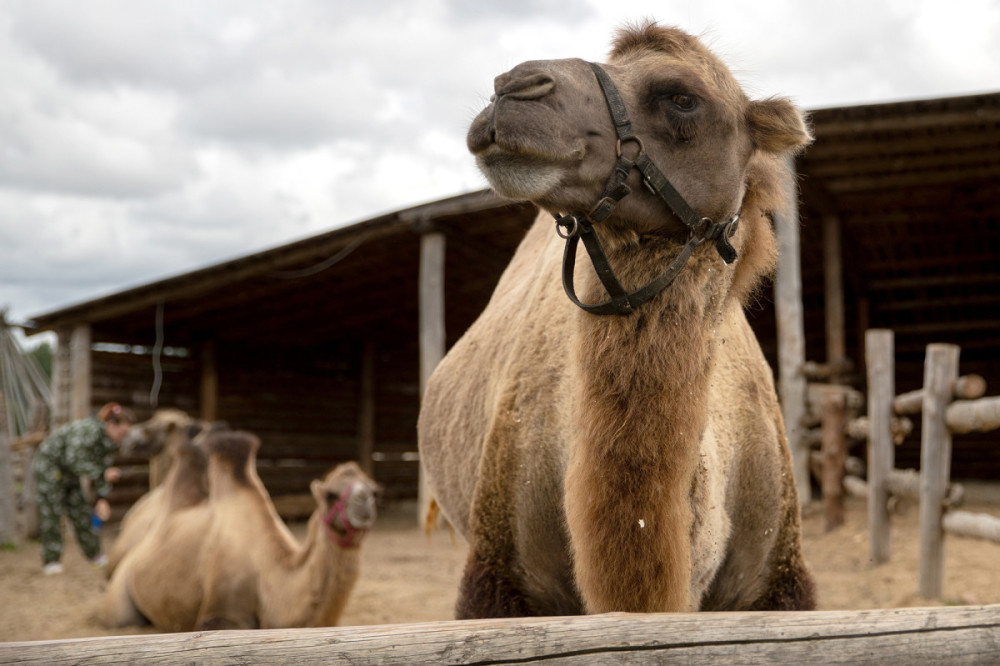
[2, 606, 1000, 665]
[865, 330, 1000, 600]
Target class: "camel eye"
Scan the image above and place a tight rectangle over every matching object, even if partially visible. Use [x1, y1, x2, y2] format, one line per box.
[671, 94, 697, 111]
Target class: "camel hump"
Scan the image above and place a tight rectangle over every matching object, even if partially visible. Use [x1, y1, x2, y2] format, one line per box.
[204, 430, 260, 485]
[175, 437, 208, 472]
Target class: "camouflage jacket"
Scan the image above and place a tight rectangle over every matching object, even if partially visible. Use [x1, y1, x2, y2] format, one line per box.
[36, 416, 116, 501]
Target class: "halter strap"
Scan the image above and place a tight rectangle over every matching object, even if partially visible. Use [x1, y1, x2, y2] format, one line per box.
[555, 62, 740, 316]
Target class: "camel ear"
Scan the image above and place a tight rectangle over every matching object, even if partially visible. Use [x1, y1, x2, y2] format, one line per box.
[310, 479, 322, 501]
[746, 97, 812, 154]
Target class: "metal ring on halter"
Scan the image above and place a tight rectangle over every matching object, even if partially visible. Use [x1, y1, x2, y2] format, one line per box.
[727, 213, 740, 237]
[615, 136, 643, 159]
[555, 215, 579, 239]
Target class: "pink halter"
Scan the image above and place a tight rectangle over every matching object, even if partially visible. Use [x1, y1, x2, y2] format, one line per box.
[323, 485, 369, 549]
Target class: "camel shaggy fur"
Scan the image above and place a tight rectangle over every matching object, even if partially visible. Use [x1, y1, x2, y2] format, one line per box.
[103, 430, 379, 631]
[418, 23, 816, 617]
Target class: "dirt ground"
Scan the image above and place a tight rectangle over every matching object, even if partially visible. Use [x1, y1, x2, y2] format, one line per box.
[2, 492, 1000, 644]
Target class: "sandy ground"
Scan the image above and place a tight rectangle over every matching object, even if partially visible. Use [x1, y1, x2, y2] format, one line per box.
[2, 494, 999, 644]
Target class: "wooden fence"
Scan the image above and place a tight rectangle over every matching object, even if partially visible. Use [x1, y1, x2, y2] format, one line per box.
[865, 329, 1000, 599]
[2, 606, 999, 664]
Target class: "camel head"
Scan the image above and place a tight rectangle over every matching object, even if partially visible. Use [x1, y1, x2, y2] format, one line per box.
[311, 461, 380, 549]
[467, 22, 812, 240]
[120, 408, 205, 459]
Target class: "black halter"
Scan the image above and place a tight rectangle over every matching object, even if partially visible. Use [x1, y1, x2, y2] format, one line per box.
[555, 62, 740, 316]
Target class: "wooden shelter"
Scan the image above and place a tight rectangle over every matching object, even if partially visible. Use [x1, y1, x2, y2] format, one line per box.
[24, 91, 1000, 516]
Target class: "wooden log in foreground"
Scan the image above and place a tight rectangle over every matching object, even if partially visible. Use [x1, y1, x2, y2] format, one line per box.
[3, 606, 1000, 665]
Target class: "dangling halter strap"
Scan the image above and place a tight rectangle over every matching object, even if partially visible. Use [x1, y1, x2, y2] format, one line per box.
[555, 62, 740, 316]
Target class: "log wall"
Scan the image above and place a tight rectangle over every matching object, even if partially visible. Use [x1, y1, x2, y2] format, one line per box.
[91, 337, 424, 520]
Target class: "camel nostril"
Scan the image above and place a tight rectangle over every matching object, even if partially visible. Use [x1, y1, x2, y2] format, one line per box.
[496, 73, 555, 101]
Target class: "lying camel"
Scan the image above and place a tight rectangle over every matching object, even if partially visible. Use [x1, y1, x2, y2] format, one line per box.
[106, 409, 210, 578]
[103, 429, 379, 631]
[419, 22, 815, 617]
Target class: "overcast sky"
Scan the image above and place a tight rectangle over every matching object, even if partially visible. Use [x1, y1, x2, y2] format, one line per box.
[2, 0, 999, 344]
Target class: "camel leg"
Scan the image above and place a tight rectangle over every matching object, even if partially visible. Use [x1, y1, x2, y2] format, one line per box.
[455, 545, 535, 619]
[101, 571, 150, 628]
[749, 498, 817, 611]
[195, 574, 260, 630]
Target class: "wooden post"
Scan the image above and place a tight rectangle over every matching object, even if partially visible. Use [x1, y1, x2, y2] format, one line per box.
[51, 327, 72, 428]
[822, 214, 847, 369]
[821, 388, 846, 531]
[0, 386, 16, 547]
[199, 339, 218, 422]
[418, 232, 446, 525]
[856, 296, 870, 377]
[919, 343, 959, 600]
[821, 214, 847, 526]
[357, 341, 376, 476]
[865, 329, 894, 564]
[774, 155, 810, 505]
[69, 324, 91, 420]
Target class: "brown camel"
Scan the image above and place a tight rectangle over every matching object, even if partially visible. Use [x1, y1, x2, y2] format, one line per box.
[102, 429, 380, 631]
[418, 22, 816, 617]
[105, 409, 211, 578]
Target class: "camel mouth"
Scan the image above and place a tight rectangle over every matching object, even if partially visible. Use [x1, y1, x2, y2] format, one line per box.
[468, 100, 590, 203]
[475, 148, 566, 200]
[321, 489, 377, 548]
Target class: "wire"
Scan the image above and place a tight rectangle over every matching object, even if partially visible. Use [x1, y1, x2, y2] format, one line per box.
[265, 232, 372, 279]
[150, 301, 164, 408]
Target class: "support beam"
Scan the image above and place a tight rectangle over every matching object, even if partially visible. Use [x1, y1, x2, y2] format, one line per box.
[774, 156, 810, 505]
[51, 327, 72, 428]
[822, 214, 847, 370]
[865, 329, 894, 564]
[199, 340, 218, 422]
[820, 214, 848, 529]
[919, 343, 960, 600]
[69, 324, 91, 420]
[0, 387, 15, 546]
[821, 389, 846, 531]
[357, 341, 376, 476]
[418, 232, 446, 525]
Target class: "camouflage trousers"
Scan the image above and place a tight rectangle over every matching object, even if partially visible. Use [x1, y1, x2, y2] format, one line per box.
[32, 453, 101, 565]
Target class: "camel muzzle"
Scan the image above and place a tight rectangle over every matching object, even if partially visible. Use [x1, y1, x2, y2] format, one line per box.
[323, 482, 376, 549]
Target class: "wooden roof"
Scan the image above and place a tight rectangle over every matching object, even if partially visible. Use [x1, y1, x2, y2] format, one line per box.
[27, 191, 537, 349]
[796, 91, 1000, 369]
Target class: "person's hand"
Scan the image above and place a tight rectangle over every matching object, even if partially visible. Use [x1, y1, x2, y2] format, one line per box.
[104, 466, 121, 483]
[94, 498, 111, 522]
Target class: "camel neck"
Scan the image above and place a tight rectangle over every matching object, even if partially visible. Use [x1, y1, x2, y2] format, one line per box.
[564, 239, 726, 613]
[290, 510, 361, 625]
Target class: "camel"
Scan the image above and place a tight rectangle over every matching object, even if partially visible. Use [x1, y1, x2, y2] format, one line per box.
[105, 409, 211, 578]
[418, 22, 816, 617]
[102, 429, 380, 631]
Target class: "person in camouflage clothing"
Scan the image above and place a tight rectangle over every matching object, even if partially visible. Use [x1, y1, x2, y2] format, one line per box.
[32, 402, 135, 574]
